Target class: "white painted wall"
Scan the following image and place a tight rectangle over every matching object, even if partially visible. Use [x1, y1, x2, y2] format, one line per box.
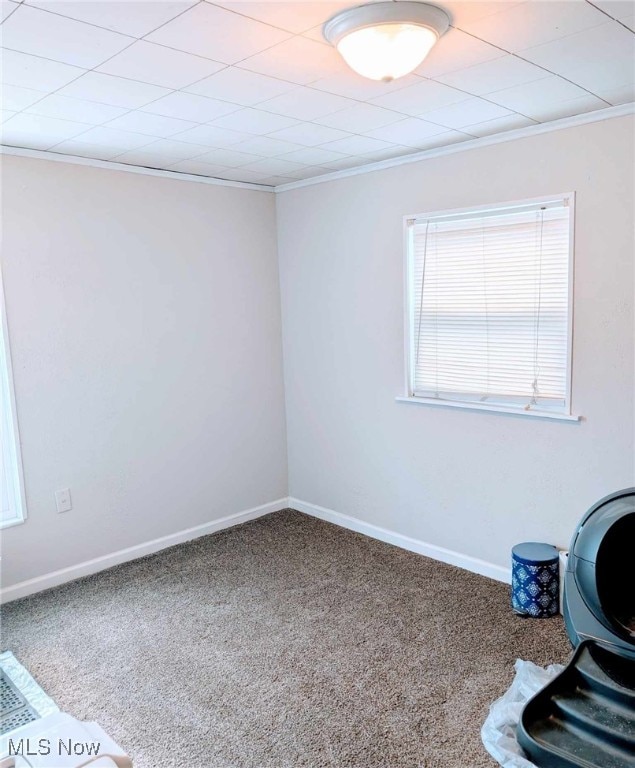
[2, 115, 633, 593]
[1, 155, 287, 588]
[276, 115, 635, 570]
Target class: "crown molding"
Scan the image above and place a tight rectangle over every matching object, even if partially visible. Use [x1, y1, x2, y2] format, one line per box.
[275, 102, 635, 194]
[1, 103, 632, 195]
[0, 144, 273, 192]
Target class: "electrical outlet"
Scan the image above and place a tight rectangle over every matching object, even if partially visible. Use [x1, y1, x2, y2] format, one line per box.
[55, 488, 72, 513]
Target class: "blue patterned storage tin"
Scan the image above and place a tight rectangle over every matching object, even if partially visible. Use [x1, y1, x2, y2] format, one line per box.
[511, 542, 559, 618]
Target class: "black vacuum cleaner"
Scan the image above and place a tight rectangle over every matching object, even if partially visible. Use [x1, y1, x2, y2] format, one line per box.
[518, 488, 635, 768]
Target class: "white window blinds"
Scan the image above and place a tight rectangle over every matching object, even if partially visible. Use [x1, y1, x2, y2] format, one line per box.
[407, 197, 572, 414]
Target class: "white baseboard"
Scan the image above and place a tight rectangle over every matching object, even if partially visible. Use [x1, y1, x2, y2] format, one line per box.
[2, 496, 510, 603]
[0, 498, 289, 603]
[290, 497, 511, 584]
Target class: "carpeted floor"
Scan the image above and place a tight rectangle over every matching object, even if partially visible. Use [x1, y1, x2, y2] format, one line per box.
[1, 509, 571, 768]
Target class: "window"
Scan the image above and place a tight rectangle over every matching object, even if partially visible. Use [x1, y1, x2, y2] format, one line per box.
[1, 276, 26, 527]
[403, 194, 575, 419]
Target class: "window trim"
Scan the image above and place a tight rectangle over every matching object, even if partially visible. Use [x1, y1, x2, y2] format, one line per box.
[1, 272, 27, 528]
[400, 192, 579, 421]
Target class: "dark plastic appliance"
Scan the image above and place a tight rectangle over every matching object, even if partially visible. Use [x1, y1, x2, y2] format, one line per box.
[518, 488, 635, 768]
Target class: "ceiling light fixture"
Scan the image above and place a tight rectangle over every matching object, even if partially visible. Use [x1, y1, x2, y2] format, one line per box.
[323, 1, 450, 82]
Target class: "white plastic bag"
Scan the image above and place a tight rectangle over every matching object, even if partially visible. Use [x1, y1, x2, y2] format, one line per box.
[481, 658, 565, 768]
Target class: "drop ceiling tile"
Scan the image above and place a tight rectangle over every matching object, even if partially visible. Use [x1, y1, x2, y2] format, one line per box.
[437, 55, 547, 96]
[240, 157, 307, 175]
[321, 134, 394, 155]
[1, 1, 18, 22]
[313, 167, 348, 178]
[281, 146, 348, 165]
[97, 41, 224, 90]
[591, 1, 635, 20]
[25, 94, 127, 124]
[287, 165, 333, 179]
[556, 56, 635, 93]
[57, 72, 170, 109]
[124, 158, 179, 170]
[105, 111, 198, 138]
[214, 2, 347, 34]
[322, 155, 374, 170]
[70, 125, 154, 151]
[621, 14, 635, 31]
[416, 28, 505, 79]
[257, 175, 296, 186]
[410, 130, 473, 150]
[1, 112, 91, 148]
[520, 21, 635, 76]
[4, 0, 623, 180]
[210, 108, 298, 135]
[135, 139, 212, 161]
[180, 147, 257, 167]
[462, 113, 537, 137]
[111, 148, 183, 169]
[487, 75, 592, 118]
[258, 87, 353, 120]
[1, 83, 46, 111]
[310, 70, 421, 100]
[463, 1, 608, 51]
[364, 116, 451, 146]
[214, 167, 271, 183]
[1, 49, 85, 91]
[167, 159, 233, 176]
[0, 131, 57, 151]
[141, 92, 239, 123]
[223, 169, 273, 183]
[267, 122, 350, 146]
[2, 4, 131, 68]
[441, 0, 525, 28]
[302, 24, 331, 43]
[520, 94, 608, 122]
[596, 82, 635, 104]
[371, 79, 469, 116]
[172, 123, 251, 147]
[362, 145, 417, 161]
[51, 139, 124, 160]
[146, 2, 291, 65]
[273, 167, 321, 181]
[24, 0, 199, 38]
[184, 68, 294, 106]
[419, 97, 512, 129]
[1, 110, 17, 123]
[314, 103, 402, 132]
[233, 135, 305, 156]
[239, 36, 343, 85]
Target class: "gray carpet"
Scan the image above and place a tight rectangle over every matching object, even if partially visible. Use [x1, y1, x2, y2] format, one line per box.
[1, 509, 571, 767]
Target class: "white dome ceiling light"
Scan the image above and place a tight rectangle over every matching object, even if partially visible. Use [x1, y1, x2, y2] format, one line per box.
[323, 1, 450, 82]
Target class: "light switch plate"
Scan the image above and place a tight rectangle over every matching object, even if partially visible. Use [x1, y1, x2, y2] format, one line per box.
[55, 488, 72, 513]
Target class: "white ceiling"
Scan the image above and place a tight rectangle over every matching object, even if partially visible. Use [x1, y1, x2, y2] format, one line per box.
[1, 0, 634, 187]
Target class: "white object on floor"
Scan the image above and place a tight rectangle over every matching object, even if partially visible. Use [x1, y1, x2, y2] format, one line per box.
[481, 658, 565, 768]
[0, 712, 131, 767]
[0, 652, 59, 719]
[0, 654, 131, 768]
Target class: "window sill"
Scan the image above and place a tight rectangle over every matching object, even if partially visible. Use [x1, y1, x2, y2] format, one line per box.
[395, 396, 581, 422]
[0, 516, 26, 530]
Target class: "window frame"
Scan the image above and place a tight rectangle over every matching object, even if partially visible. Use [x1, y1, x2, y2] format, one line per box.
[1, 271, 27, 528]
[400, 193, 579, 422]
